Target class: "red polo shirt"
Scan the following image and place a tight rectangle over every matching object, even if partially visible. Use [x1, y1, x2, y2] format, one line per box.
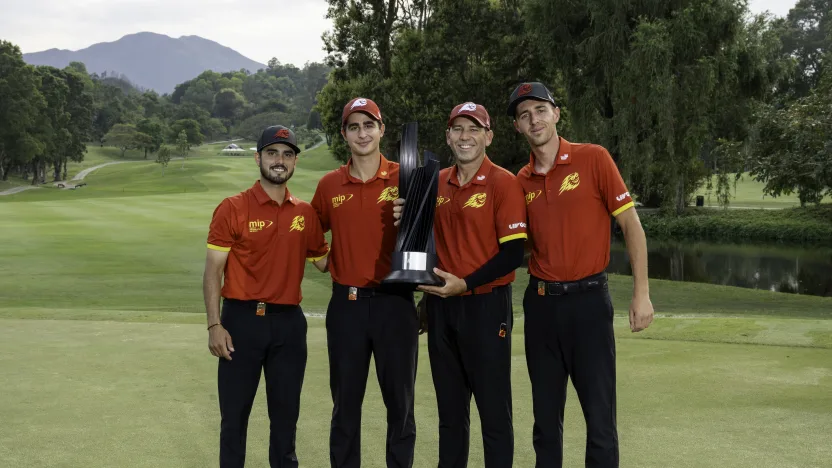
[433, 156, 528, 293]
[311, 155, 400, 288]
[517, 137, 634, 282]
[207, 181, 329, 305]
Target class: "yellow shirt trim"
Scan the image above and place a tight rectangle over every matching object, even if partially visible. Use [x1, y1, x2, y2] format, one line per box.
[207, 243, 231, 252]
[307, 250, 330, 262]
[611, 201, 635, 217]
[498, 233, 528, 244]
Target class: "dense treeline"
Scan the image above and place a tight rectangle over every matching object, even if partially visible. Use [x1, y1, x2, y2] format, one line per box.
[316, 0, 831, 212]
[0, 43, 330, 183]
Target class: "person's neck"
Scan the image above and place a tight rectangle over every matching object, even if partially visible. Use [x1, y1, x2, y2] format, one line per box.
[532, 134, 561, 174]
[349, 153, 381, 182]
[456, 154, 486, 186]
[260, 179, 287, 204]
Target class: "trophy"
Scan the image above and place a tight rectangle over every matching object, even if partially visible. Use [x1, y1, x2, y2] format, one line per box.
[382, 122, 444, 286]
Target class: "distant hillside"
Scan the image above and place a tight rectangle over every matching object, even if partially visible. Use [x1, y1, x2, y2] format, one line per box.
[23, 32, 266, 94]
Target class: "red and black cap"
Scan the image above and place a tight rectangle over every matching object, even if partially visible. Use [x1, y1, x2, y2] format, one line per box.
[447, 102, 491, 130]
[342, 97, 383, 126]
[507, 82, 557, 117]
[257, 125, 301, 154]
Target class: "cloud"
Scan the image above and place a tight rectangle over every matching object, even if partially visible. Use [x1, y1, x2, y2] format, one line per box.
[0, 0, 333, 67]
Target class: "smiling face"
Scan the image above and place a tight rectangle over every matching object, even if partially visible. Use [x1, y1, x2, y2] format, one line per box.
[513, 99, 560, 148]
[446, 116, 493, 165]
[341, 112, 385, 158]
[256, 143, 296, 186]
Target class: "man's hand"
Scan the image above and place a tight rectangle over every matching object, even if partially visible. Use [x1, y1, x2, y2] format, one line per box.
[416, 295, 428, 335]
[209, 325, 235, 360]
[418, 268, 467, 298]
[629, 294, 654, 332]
[393, 198, 405, 227]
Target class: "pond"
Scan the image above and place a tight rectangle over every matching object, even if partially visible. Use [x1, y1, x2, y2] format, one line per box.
[607, 239, 832, 297]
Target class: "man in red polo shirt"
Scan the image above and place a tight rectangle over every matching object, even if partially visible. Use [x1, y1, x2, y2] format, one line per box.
[311, 97, 419, 468]
[395, 102, 528, 467]
[507, 82, 654, 468]
[203, 125, 329, 468]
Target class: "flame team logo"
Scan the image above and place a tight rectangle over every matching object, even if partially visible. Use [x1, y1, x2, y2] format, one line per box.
[377, 186, 399, 203]
[436, 196, 451, 207]
[525, 190, 542, 205]
[289, 215, 305, 232]
[463, 193, 487, 209]
[518, 84, 533, 96]
[559, 172, 580, 195]
[275, 128, 290, 139]
[332, 194, 354, 208]
[248, 219, 274, 233]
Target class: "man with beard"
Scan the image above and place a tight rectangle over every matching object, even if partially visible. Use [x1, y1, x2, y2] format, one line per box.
[311, 97, 419, 468]
[394, 102, 528, 467]
[204, 125, 330, 468]
[507, 82, 654, 467]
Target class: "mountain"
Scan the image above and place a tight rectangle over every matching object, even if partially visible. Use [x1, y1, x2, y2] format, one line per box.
[23, 32, 266, 94]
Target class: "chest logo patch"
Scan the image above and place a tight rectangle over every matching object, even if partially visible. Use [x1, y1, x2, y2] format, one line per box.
[332, 194, 353, 208]
[289, 215, 305, 232]
[525, 190, 542, 205]
[377, 186, 399, 203]
[249, 220, 274, 233]
[559, 172, 580, 195]
[463, 193, 487, 209]
[436, 196, 451, 207]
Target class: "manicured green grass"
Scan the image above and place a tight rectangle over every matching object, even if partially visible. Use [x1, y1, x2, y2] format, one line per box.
[2, 149, 831, 467]
[695, 172, 831, 208]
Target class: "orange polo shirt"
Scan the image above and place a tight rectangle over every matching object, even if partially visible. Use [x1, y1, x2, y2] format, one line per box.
[311, 155, 400, 288]
[206, 181, 329, 305]
[433, 156, 528, 293]
[517, 137, 635, 282]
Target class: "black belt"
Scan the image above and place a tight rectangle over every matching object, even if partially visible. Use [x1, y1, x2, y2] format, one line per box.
[332, 282, 413, 299]
[222, 298, 299, 314]
[530, 272, 607, 296]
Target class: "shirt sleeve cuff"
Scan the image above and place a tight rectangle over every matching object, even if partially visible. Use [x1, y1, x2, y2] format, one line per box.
[207, 243, 231, 252]
[307, 250, 329, 262]
[498, 233, 528, 244]
[611, 201, 635, 217]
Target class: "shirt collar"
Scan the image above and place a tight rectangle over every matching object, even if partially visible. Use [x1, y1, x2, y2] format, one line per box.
[446, 155, 494, 187]
[525, 137, 572, 178]
[341, 154, 391, 185]
[252, 180, 296, 205]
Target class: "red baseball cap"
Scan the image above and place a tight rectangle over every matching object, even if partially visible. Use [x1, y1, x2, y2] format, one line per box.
[342, 97, 383, 126]
[447, 102, 491, 130]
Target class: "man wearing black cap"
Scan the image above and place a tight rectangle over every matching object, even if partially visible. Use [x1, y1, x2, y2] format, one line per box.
[204, 125, 330, 468]
[506, 82, 654, 467]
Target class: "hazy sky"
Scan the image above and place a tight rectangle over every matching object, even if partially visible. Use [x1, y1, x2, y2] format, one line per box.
[0, 0, 797, 68]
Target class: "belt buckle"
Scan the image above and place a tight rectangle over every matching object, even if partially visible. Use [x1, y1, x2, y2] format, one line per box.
[256, 302, 266, 316]
[348, 287, 358, 301]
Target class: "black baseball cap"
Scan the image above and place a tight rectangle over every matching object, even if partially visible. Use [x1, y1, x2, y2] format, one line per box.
[257, 125, 301, 154]
[507, 82, 557, 117]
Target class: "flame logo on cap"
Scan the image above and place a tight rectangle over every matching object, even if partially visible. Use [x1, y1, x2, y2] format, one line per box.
[459, 102, 477, 112]
[350, 98, 368, 110]
[275, 129, 290, 139]
[518, 84, 533, 96]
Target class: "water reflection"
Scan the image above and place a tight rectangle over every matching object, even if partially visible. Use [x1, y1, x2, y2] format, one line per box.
[607, 239, 832, 297]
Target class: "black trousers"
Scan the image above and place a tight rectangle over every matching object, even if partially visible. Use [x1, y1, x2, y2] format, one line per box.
[426, 285, 514, 468]
[218, 299, 308, 468]
[326, 283, 419, 468]
[522, 274, 619, 468]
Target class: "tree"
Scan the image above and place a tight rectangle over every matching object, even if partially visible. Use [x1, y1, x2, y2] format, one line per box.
[176, 130, 189, 169]
[32, 66, 71, 184]
[169, 119, 204, 147]
[104, 123, 140, 157]
[0, 41, 45, 181]
[156, 146, 172, 175]
[525, 0, 783, 213]
[213, 88, 246, 120]
[776, 0, 832, 100]
[136, 118, 165, 159]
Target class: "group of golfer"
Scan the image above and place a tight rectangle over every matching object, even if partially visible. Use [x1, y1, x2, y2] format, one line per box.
[203, 81, 655, 468]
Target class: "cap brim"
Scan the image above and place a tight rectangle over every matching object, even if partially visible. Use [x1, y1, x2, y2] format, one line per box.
[448, 114, 489, 129]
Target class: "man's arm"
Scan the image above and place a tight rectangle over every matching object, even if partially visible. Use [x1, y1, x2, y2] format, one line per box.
[204, 248, 234, 359]
[615, 207, 653, 332]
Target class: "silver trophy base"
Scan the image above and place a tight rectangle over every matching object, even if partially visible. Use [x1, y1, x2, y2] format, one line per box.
[382, 251, 444, 286]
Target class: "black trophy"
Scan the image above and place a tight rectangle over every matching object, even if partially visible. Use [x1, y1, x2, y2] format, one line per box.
[382, 122, 444, 286]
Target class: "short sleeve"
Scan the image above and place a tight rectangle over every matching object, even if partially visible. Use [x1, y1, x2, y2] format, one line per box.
[494, 175, 529, 244]
[311, 181, 331, 232]
[596, 148, 634, 217]
[207, 199, 237, 252]
[305, 208, 330, 262]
